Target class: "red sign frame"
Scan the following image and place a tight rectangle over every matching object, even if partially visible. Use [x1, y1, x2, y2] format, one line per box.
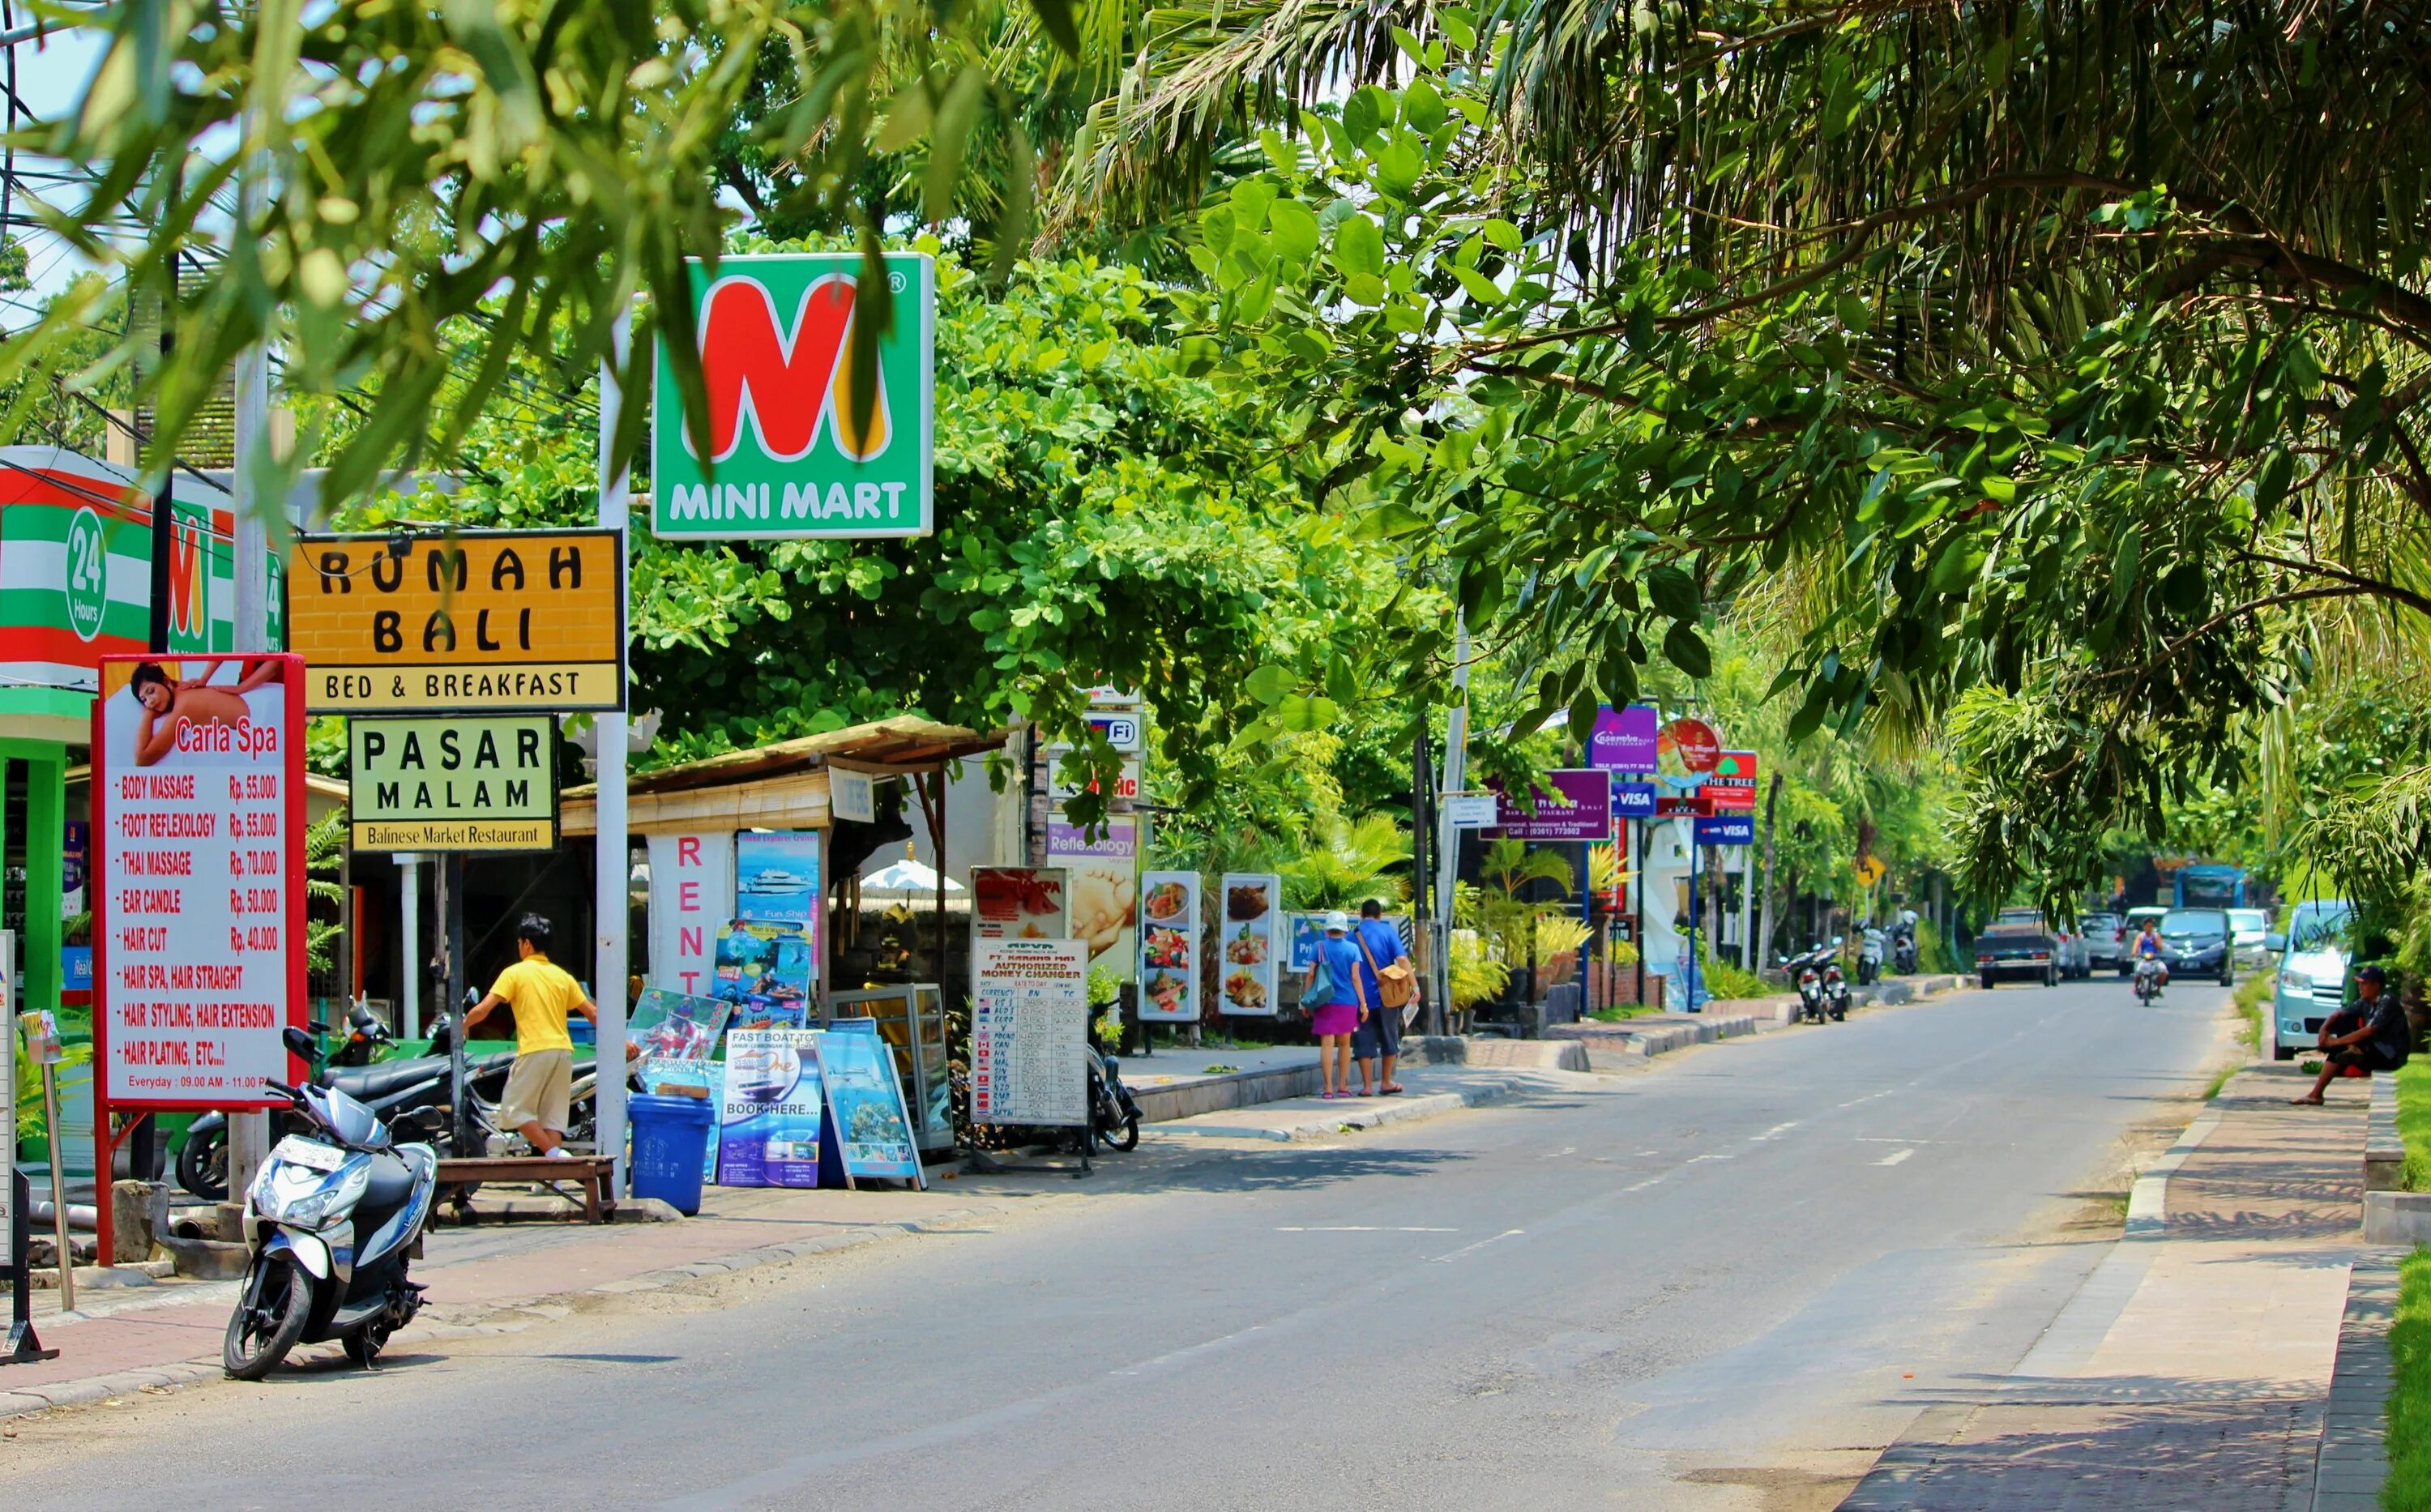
[92, 652, 308, 1113]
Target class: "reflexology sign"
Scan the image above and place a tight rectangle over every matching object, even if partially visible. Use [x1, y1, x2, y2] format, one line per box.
[652, 252, 936, 540]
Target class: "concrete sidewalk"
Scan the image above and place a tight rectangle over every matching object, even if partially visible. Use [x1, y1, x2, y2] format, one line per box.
[0, 1180, 1024, 1416]
[1844, 1061, 2367, 1511]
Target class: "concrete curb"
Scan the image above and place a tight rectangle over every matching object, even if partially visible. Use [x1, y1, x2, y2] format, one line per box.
[1151, 1074, 1533, 1143]
[0, 1198, 1025, 1424]
[2126, 1110, 2223, 1237]
[1130, 1061, 1321, 1123]
[2310, 1253, 2396, 1511]
[2366, 1073, 2404, 1192]
[1542, 973, 1965, 1068]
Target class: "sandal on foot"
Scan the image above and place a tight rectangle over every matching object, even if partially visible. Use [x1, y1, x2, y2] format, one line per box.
[1379, 1083, 1405, 1095]
[2289, 1095, 2326, 1105]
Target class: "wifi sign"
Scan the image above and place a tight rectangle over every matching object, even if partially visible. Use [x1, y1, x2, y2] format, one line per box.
[652, 253, 936, 542]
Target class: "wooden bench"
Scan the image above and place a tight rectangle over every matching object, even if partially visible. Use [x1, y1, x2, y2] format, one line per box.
[431, 1155, 617, 1224]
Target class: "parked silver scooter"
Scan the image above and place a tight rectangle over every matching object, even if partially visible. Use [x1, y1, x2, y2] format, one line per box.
[224, 1026, 437, 1379]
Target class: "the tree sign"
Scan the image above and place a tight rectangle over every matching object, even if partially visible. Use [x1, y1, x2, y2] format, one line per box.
[289, 527, 626, 714]
[652, 252, 935, 540]
[348, 715, 558, 852]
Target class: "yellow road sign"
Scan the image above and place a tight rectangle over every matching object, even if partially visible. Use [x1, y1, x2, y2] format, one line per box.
[290, 528, 625, 713]
[1854, 854, 1886, 886]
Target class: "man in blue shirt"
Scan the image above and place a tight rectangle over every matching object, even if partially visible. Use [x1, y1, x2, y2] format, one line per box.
[1350, 899, 1416, 1096]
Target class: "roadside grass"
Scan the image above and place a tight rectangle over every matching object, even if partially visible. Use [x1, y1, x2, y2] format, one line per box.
[1587, 1002, 1662, 1023]
[2200, 974, 2277, 1100]
[2387, 1247, 2431, 1510]
[2396, 1057, 2431, 1192]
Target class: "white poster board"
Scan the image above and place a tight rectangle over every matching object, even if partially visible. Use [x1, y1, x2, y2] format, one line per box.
[96, 653, 304, 1109]
[1216, 873, 1282, 1016]
[647, 831, 736, 997]
[970, 938, 1088, 1126]
[1136, 872, 1201, 1023]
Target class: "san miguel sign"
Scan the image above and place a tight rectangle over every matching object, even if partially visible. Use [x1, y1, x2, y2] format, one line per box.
[651, 253, 935, 541]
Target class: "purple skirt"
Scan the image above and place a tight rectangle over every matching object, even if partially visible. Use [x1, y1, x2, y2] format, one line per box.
[1309, 1001, 1360, 1037]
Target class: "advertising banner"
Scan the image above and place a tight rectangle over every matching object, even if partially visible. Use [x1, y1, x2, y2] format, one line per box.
[1489, 770, 1613, 841]
[1216, 873, 1282, 1016]
[1660, 718, 1723, 774]
[1613, 782, 1658, 819]
[1588, 704, 1661, 771]
[970, 938, 1089, 1126]
[646, 831, 735, 997]
[349, 715, 557, 851]
[713, 920, 814, 1031]
[94, 652, 304, 1110]
[1288, 912, 1326, 973]
[1706, 750, 1758, 813]
[815, 1026, 924, 1184]
[1694, 815, 1756, 846]
[1136, 871, 1201, 1023]
[652, 252, 936, 540]
[628, 987, 732, 1064]
[972, 867, 1068, 944]
[735, 831, 822, 930]
[1441, 793, 1499, 828]
[716, 1028, 827, 1188]
[291, 527, 626, 714]
[1046, 816, 1139, 980]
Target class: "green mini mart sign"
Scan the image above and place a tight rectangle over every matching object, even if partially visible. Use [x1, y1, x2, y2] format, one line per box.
[651, 252, 935, 540]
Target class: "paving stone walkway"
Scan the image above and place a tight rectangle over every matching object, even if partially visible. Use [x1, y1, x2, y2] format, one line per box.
[1843, 1063, 2367, 1511]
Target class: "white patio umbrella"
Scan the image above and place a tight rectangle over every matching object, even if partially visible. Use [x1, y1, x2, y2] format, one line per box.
[858, 857, 965, 904]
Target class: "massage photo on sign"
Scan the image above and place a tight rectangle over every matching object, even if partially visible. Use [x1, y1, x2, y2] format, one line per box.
[118, 656, 288, 767]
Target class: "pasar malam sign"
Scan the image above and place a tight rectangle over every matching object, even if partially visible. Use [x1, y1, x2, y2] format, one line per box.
[94, 653, 304, 1110]
[288, 527, 626, 714]
[349, 715, 558, 852]
[651, 253, 936, 540]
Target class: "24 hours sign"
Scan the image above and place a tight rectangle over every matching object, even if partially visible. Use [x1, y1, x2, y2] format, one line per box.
[288, 527, 626, 713]
[94, 653, 305, 1111]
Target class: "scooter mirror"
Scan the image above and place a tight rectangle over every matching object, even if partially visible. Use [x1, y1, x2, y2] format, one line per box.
[1831, 934, 1845, 946]
[282, 1025, 318, 1062]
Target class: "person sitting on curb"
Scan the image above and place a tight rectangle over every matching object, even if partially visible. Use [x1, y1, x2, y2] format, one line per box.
[463, 912, 597, 1155]
[2292, 963, 2409, 1105]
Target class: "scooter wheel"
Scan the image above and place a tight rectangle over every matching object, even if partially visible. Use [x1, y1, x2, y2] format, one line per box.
[224, 1255, 311, 1380]
[177, 1126, 229, 1202]
[1113, 1114, 1141, 1152]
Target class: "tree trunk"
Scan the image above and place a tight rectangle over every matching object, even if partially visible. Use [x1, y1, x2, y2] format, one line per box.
[1756, 772, 1781, 976]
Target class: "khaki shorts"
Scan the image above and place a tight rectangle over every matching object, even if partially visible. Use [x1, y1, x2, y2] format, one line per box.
[498, 1049, 574, 1134]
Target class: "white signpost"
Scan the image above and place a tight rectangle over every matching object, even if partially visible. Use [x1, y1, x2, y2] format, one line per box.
[969, 938, 1088, 1127]
[94, 653, 305, 1112]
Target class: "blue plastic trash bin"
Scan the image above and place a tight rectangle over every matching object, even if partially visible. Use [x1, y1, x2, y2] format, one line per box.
[627, 1093, 715, 1215]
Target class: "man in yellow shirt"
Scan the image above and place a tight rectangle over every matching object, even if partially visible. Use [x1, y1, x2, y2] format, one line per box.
[462, 914, 596, 1156]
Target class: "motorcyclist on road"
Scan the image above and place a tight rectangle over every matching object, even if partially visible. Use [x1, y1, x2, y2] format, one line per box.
[2134, 920, 2169, 986]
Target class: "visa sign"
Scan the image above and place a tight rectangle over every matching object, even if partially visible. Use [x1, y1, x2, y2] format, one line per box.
[652, 253, 935, 541]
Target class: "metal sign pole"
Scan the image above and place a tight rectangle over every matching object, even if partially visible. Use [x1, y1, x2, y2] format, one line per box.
[594, 310, 632, 1190]
[40, 1059, 72, 1310]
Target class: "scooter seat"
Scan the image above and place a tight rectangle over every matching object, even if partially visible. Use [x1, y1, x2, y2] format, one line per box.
[323, 1059, 442, 1104]
[352, 1149, 421, 1242]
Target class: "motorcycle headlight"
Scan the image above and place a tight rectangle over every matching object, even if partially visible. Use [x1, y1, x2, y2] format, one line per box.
[250, 1157, 370, 1230]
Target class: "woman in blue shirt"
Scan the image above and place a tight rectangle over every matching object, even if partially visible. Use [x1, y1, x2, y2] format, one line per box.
[1305, 911, 1372, 1100]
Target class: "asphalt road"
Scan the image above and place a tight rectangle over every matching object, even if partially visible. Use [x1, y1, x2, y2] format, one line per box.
[5, 977, 2233, 1512]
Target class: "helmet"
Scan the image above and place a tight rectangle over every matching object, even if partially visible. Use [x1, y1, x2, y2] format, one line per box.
[1322, 910, 1351, 933]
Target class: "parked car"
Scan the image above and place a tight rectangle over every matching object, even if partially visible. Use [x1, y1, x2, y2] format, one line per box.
[1976, 912, 2061, 989]
[2083, 911, 2127, 972]
[2268, 899, 2355, 1061]
[1993, 908, 2088, 978]
[2156, 908, 2237, 986]
[2226, 907, 2271, 972]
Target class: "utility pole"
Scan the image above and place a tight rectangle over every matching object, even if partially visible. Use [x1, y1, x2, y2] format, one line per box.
[1430, 613, 1470, 1030]
[593, 313, 632, 1188]
[1410, 724, 1435, 1035]
[1756, 771, 1781, 976]
[224, 317, 274, 1209]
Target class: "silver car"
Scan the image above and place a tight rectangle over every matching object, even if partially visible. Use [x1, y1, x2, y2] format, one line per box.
[2226, 908, 2271, 971]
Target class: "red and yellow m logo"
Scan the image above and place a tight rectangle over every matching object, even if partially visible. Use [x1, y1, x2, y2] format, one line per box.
[167, 513, 207, 640]
[690, 274, 891, 463]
